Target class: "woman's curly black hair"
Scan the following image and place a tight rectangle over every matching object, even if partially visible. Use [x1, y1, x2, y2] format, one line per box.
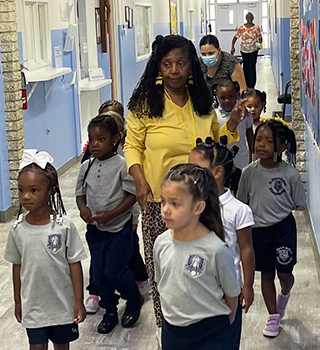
[128, 34, 213, 119]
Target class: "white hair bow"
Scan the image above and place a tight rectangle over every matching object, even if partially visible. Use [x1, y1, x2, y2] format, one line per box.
[19, 149, 54, 170]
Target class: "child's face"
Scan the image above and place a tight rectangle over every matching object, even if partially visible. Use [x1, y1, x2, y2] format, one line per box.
[18, 170, 51, 213]
[161, 181, 200, 231]
[88, 126, 116, 160]
[254, 126, 276, 160]
[216, 86, 238, 111]
[245, 96, 264, 122]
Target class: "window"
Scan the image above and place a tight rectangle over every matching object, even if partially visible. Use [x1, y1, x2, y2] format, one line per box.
[188, 9, 195, 41]
[261, 0, 269, 49]
[135, 4, 152, 61]
[208, 1, 216, 35]
[228, 10, 234, 24]
[23, 1, 51, 69]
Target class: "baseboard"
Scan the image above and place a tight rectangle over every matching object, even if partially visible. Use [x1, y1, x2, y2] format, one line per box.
[304, 208, 320, 282]
[0, 206, 13, 223]
[57, 155, 82, 176]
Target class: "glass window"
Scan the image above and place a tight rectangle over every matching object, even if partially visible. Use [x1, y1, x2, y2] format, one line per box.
[210, 20, 216, 35]
[188, 10, 195, 41]
[229, 10, 234, 24]
[262, 33, 269, 48]
[239, 0, 259, 2]
[24, 1, 51, 69]
[262, 18, 268, 32]
[217, 0, 236, 4]
[135, 5, 152, 61]
[243, 9, 248, 22]
[262, 1, 268, 17]
[210, 5, 215, 19]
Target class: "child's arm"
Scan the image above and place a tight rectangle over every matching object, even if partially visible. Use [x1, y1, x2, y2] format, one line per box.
[76, 195, 92, 223]
[93, 193, 136, 225]
[69, 261, 86, 323]
[246, 127, 254, 162]
[237, 227, 255, 313]
[225, 295, 238, 324]
[13, 264, 22, 323]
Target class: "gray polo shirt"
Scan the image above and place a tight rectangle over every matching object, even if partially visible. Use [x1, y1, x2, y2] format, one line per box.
[154, 230, 240, 327]
[75, 155, 136, 232]
[4, 216, 87, 329]
[237, 160, 306, 228]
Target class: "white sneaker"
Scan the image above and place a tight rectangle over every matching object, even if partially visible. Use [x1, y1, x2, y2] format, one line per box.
[155, 327, 162, 348]
[85, 295, 100, 314]
[136, 280, 151, 295]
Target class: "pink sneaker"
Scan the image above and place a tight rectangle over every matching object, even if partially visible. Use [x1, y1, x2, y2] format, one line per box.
[136, 280, 151, 295]
[277, 293, 290, 319]
[263, 314, 280, 337]
[85, 295, 100, 314]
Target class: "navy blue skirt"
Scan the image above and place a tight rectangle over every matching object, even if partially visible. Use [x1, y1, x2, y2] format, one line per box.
[162, 315, 231, 350]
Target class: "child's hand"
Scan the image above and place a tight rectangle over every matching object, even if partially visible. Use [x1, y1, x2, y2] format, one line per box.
[80, 207, 92, 224]
[92, 211, 113, 225]
[240, 285, 254, 313]
[230, 98, 248, 125]
[15, 302, 22, 323]
[74, 302, 86, 323]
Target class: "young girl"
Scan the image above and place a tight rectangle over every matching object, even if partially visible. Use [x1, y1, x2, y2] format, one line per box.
[243, 89, 267, 132]
[76, 113, 144, 334]
[154, 163, 240, 350]
[189, 136, 255, 349]
[4, 149, 86, 350]
[237, 118, 306, 338]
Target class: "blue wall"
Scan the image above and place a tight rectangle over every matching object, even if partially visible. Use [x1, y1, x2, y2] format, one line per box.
[0, 44, 12, 212]
[270, 17, 291, 115]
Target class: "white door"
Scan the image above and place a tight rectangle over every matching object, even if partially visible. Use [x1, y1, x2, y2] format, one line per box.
[216, 1, 265, 56]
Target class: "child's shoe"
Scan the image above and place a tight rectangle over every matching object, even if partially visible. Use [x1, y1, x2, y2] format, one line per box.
[98, 313, 118, 334]
[85, 295, 100, 314]
[262, 314, 280, 337]
[277, 293, 290, 319]
[136, 280, 151, 295]
[121, 294, 144, 328]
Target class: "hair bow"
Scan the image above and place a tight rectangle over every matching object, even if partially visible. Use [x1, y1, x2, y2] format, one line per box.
[259, 116, 289, 128]
[19, 149, 54, 170]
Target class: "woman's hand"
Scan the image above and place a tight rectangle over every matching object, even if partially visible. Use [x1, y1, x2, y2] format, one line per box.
[136, 177, 155, 214]
[227, 98, 248, 131]
[15, 302, 22, 323]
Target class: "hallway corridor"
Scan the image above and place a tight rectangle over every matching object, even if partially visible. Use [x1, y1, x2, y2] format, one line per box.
[0, 57, 320, 350]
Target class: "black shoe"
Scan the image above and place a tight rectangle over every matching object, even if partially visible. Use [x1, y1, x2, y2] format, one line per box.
[97, 313, 118, 334]
[121, 294, 144, 328]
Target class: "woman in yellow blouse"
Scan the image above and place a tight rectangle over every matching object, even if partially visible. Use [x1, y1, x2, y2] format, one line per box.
[124, 34, 247, 330]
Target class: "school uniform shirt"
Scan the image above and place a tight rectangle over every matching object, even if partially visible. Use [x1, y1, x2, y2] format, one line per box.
[237, 159, 306, 228]
[75, 155, 135, 232]
[4, 216, 87, 329]
[153, 230, 240, 327]
[124, 98, 239, 202]
[220, 188, 254, 287]
[215, 107, 253, 169]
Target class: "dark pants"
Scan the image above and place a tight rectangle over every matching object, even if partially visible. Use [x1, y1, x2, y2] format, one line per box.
[162, 316, 230, 350]
[86, 228, 148, 295]
[86, 220, 140, 314]
[241, 50, 258, 88]
[229, 302, 242, 350]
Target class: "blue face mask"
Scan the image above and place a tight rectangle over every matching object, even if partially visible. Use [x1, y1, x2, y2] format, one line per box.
[202, 54, 218, 67]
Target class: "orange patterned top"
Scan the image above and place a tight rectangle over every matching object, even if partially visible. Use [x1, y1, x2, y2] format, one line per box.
[235, 24, 262, 53]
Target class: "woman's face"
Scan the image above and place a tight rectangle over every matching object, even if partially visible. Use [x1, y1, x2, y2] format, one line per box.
[200, 44, 220, 58]
[246, 13, 254, 23]
[159, 48, 191, 91]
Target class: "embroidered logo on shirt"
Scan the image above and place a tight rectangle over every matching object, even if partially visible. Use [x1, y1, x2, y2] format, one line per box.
[276, 246, 293, 265]
[47, 234, 62, 254]
[185, 254, 205, 277]
[71, 327, 78, 334]
[269, 177, 287, 195]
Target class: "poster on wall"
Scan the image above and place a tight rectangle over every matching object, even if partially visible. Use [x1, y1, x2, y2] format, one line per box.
[299, 0, 319, 145]
[169, 0, 178, 34]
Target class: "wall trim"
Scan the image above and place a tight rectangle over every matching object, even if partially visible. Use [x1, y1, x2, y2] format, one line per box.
[57, 155, 82, 177]
[0, 206, 13, 223]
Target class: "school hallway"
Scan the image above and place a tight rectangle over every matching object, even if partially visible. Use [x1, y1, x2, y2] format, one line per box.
[0, 57, 320, 350]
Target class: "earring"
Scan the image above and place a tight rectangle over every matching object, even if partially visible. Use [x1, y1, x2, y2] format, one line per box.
[155, 72, 163, 85]
[188, 71, 194, 85]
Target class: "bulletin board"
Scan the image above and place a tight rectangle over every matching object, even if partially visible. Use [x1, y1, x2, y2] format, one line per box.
[300, 0, 319, 145]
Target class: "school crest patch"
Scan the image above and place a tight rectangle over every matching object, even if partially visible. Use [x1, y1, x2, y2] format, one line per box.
[47, 234, 62, 254]
[185, 254, 205, 277]
[276, 246, 292, 265]
[269, 177, 287, 195]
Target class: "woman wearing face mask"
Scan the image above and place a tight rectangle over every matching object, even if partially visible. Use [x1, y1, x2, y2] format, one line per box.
[200, 34, 246, 99]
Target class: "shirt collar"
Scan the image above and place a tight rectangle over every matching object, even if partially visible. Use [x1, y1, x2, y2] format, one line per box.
[219, 188, 234, 205]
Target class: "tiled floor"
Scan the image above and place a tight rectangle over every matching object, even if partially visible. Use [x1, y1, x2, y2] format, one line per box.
[1, 57, 320, 349]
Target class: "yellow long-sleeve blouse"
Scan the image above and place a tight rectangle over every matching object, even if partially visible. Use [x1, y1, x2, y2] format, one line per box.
[124, 99, 239, 201]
